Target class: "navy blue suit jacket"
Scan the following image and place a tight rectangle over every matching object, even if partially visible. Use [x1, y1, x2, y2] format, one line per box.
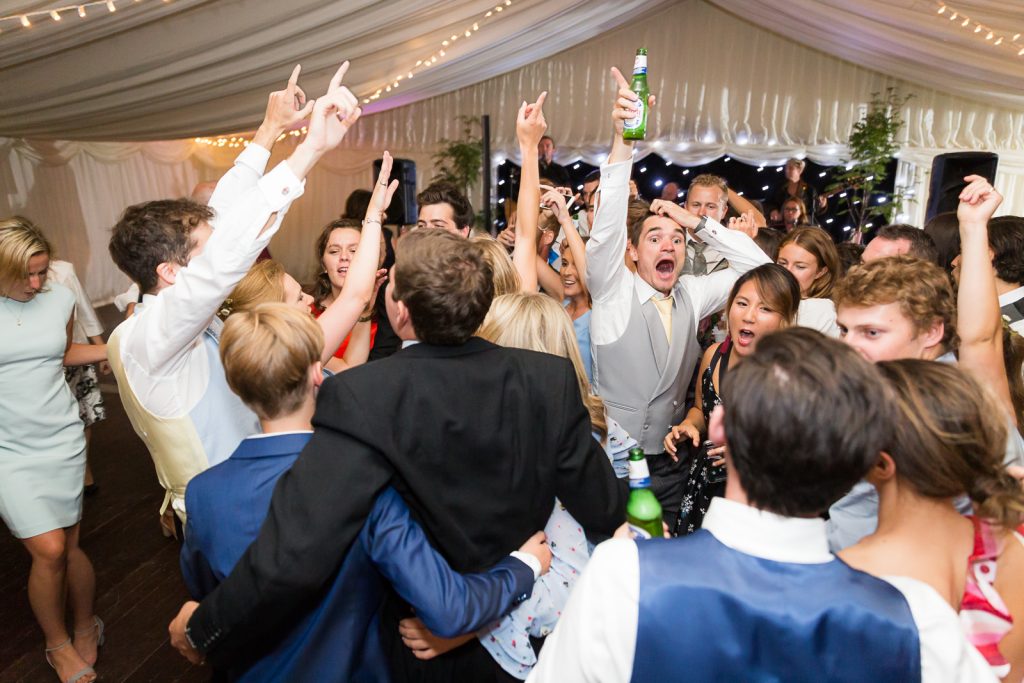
[182, 432, 534, 682]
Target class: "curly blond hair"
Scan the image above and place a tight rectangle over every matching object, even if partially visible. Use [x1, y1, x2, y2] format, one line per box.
[834, 256, 958, 351]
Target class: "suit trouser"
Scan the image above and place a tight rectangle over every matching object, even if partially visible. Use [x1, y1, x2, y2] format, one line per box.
[647, 447, 695, 529]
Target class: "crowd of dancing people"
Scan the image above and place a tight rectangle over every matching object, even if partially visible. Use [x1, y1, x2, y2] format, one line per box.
[2, 58, 1024, 683]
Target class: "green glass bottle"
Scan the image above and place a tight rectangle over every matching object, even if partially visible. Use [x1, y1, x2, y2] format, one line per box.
[622, 48, 649, 141]
[626, 447, 663, 539]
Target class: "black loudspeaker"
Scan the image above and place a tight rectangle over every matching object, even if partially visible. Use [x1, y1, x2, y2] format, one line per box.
[373, 158, 418, 225]
[925, 152, 998, 222]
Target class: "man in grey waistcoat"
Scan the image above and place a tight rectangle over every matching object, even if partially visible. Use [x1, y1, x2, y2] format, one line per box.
[586, 66, 771, 523]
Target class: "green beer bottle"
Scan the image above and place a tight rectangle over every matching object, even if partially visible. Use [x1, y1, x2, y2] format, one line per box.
[622, 48, 649, 141]
[626, 447, 663, 539]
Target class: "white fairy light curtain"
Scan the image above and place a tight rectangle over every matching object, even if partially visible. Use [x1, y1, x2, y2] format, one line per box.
[2, 0, 1024, 304]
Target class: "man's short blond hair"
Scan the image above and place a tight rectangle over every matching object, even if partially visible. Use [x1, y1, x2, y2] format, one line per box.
[688, 173, 728, 197]
[220, 303, 324, 420]
[834, 256, 958, 350]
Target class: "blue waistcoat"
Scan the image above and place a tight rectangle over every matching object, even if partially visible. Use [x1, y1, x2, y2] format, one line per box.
[632, 532, 921, 682]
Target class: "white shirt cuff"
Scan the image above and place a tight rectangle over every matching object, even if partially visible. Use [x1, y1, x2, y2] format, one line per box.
[509, 550, 542, 580]
[599, 157, 633, 188]
[258, 161, 305, 212]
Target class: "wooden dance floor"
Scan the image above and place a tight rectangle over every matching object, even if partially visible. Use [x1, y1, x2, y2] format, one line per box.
[0, 305, 207, 682]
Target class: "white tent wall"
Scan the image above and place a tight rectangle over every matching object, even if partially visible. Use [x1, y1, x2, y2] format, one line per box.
[3, 0, 1023, 304]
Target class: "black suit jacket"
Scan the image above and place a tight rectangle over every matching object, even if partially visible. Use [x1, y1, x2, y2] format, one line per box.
[188, 337, 627, 667]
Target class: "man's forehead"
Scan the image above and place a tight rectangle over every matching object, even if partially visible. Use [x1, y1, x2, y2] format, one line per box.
[837, 302, 904, 325]
[643, 216, 685, 235]
[687, 186, 725, 203]
[420, 202, 456, 222]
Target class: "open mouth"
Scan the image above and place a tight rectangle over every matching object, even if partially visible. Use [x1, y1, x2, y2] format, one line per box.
[655, 258, 675, 275]
[735, 328, 756, 345]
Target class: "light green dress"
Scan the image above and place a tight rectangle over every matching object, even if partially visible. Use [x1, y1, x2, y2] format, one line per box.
[0, 283, 86, 538]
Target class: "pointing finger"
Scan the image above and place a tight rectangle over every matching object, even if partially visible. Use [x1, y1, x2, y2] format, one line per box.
[329, 60, 351, 91]
[610, 66, 631, 91]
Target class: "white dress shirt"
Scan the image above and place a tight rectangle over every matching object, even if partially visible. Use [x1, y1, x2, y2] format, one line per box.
[585, 157, 770, 349]
[528, 497, 996, 683]
[796, 297, 840, 337]
[115, 144, 303, 419]
[48, 259, 103, 343]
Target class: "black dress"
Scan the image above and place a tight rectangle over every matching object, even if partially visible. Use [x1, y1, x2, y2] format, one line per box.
[674, 338, 731, 536]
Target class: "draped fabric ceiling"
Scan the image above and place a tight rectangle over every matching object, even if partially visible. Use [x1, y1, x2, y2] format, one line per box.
[2, 0, 1023, 303]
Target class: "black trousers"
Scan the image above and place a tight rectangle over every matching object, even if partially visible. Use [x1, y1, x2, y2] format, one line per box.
[646, 445, 697, 530]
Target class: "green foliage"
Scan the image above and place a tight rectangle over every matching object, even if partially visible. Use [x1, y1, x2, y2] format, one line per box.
[827, 88, 911, 237]
[433, 116, 483, 199]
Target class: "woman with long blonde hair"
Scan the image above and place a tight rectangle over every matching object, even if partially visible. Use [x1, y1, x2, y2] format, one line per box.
[1, 217, 108, 683]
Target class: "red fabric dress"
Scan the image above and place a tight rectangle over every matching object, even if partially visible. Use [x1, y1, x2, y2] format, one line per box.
[310, 304, 377, 359]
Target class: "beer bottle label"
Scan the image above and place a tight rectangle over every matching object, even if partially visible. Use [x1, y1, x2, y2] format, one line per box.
[632, 55, 647, 75]
[628, 458, 651, 488]
[624, 99, 645, 130]
[628, 522, 653, 540]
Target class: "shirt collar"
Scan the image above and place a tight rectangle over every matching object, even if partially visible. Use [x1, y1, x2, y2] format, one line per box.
[401, 339, 421, 349]
[998, 285, 1024, 307]
[632, 272, 676, 305]
[702, 497, 833, 564]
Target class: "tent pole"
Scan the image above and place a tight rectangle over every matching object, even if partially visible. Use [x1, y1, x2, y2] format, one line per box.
[482, 114, 492, 235]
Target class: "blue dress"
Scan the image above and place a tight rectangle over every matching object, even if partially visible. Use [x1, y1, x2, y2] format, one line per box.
[0, 283, 86, 538]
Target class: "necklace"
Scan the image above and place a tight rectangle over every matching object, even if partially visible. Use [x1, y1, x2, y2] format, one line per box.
[1, 295, 28, 326]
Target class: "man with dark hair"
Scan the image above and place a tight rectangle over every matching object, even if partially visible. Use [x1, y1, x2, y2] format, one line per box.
[987, 216, 1024, 334]
[587, 67, 770, 521]
[106, 62, 361, 532]
[862, 223, 939, 265]
[538, 134, 571, 188]
[170, 229, 626, 680]
[530, 328, 994, 682]
[416, 181, 475, 237]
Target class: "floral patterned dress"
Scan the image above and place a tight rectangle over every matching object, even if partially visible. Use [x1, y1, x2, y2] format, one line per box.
[675, 338, 731, 536]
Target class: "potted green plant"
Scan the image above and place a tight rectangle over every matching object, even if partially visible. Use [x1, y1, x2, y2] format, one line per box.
[827, 88, 911, 241]
[432, 116, 483, 202]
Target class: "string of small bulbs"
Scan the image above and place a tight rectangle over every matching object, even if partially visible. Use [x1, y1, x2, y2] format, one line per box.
[935, 2, 1024, 55]
[0, 0, 167, 33]
[195, 0, 515, 148]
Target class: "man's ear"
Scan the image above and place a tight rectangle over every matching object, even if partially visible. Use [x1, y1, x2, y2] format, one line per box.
[155, 261, 179, 288]
[865, 451, 897, 487]
[921, 318, 945, 351]
[627, 242, 639, 264]
[311, 362, 324, 389]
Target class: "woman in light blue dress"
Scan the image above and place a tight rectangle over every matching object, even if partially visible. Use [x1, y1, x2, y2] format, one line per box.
[0, 217, 108, 683]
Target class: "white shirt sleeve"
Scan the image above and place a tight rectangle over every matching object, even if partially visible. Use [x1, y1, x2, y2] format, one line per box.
[683, 220, 773, 321]
[119, 151, 304, 418]
[49, 260, 104, 340]
[585, 159, 636, 347]
[881, 575, 999, 683]
[528, 538, 638, 683]
[207, 143, 270, 215]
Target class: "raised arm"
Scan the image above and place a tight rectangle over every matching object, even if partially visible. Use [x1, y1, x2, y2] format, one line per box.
[586, 67, 654, 303]
[130, 61, 363, 375]
[541, 188, 585, 299]
[956, 175, 1015, 423]
[727, 188, 767, 228]
[208, 65, 314, 214]
[318, 152, 397, 367]
[514, 92, 548, 293]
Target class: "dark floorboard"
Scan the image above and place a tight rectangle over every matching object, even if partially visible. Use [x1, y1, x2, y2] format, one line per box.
[0, 305, 208, 682]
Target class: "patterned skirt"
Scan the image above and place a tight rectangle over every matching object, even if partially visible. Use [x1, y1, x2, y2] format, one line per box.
[64, 364, 106, 427]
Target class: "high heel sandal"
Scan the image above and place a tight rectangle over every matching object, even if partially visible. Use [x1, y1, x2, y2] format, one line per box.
[74, 616, 105, 662]
[45, 639, 96, 683]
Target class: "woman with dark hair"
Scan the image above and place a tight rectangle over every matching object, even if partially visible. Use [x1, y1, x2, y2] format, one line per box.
[664, 263, 801, 534]
[1, 217, 108, 683]
[840, 361, 1024, 680]
[777, 226, 841, 336]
